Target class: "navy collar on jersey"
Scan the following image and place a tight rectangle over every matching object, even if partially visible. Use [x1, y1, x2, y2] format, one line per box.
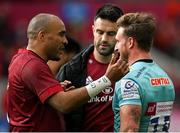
[132, 59, 153, 65]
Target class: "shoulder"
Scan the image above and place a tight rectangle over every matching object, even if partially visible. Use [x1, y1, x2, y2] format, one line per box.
[61, 45, 94, 71]
[115, 70, 142, 95]
[21, 57, 50, 80]
[124, 63, 150, 81]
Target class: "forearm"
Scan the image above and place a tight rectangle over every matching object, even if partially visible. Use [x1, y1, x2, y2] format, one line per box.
[49, 87, 90, 113]
[48, 75, 111, 113]
[120, 121, 139, 132]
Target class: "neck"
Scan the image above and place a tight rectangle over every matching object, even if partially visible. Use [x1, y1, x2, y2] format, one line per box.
[93, 49, 112, 64]
[27, 40, 48, 62]
[128, 49, 152, 66]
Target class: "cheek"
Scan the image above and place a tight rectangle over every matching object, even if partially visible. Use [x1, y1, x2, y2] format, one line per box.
[116, 42, 122, 50]
[94, 34, 100, 41]
[94, 36, 101, 45]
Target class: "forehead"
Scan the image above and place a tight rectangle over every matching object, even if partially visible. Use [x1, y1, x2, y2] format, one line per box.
[117, 27, 124, 34]
[94, 18, 117, 31]
[50, 18, 66, 32]
[116, 27, 125, 39]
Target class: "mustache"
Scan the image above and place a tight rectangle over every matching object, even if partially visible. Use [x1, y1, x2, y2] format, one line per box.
[98, 41, 109, 45]
[59, 43, 67, 51]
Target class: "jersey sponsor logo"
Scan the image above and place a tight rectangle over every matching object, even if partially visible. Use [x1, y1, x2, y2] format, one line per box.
[121, 79, 140, 100]
[125, 81, 135, 89]
[150, 77, 170, 86]
[102, 87, 113, 94]
[88, 95, 113, 103]
[147, 101, 173, 132]
[156, 101, 173, 116]
[145, 101, 173, 116]
[86, 76, 93, 85]
[145, 102, 156, 116]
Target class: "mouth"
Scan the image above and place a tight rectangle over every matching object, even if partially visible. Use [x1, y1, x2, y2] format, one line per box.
[100, 43, 109, 49]
[59, 46, 65, 51]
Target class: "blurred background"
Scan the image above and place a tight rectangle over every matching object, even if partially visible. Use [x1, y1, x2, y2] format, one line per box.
[0, 0, 180, 131]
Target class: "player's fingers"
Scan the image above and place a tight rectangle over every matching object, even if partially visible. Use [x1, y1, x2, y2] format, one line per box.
[116, 59, 129, 72]
[116, 59, 126, 66]
[65, 86, 75, 91]
[109, 53, 115, 65]
[110, 51, 120, 65]
[63, 80, 72, 84]
[123, 65, 129, 74]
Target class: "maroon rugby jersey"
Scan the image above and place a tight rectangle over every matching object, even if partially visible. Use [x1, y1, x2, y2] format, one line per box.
[6, 49, 65, 132]
[82, 53, 114, 132]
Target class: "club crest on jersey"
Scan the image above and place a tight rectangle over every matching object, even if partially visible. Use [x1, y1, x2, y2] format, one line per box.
[150, 77, 170, 86]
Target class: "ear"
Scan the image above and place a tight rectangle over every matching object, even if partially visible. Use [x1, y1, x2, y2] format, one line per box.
[128, 37, 135, 49]
[37, 31, 45, 40]
[92, 25, 95, 36]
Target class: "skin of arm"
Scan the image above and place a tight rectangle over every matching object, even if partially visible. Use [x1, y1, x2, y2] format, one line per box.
[47, 53, 129, 113]
[120, 105, 141, 132]
[47, 86, 89, 113]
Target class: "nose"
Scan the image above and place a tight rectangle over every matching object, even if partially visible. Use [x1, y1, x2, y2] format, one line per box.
[63, 36, 68, 46]
[101, 33, 108, 42]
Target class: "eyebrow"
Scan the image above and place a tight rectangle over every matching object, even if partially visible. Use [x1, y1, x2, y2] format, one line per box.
[59, 30, 66, 35]
[96, 29, 116, 33]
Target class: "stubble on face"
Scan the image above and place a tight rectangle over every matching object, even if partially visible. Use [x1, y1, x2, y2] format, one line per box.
[93, 18, 117, 57]
[95, 41, 115, 56]
[47, 19, 66, 61]
[115, 27, 129, 62]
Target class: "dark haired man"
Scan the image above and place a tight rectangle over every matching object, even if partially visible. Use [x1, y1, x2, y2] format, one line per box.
[57, 4, 124, 132]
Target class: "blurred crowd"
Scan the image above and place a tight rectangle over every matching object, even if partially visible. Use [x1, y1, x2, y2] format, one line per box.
[0, 0, 180, 131]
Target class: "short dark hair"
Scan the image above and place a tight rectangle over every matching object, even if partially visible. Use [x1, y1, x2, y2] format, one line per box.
[64, 36, 81, 54]
[94, 3, 124, 22]
[117, 12, 156, 52]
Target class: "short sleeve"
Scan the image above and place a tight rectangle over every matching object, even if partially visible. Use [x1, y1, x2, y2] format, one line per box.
[119, 79, 141, 106]
[21, 59, 64, 103]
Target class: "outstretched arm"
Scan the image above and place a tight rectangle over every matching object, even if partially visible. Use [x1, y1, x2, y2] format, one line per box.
[47, 52, 129, 113]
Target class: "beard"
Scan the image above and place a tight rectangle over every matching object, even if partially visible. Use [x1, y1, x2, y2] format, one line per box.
[49, 56, 60, 61]
[48, 51, 61, 61]
[95, 42, 115, 56]
[120, 51, 129, 62]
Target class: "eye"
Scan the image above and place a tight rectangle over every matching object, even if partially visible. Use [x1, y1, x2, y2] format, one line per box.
[107, 31, 116, 36]
[96, 30, 103, 35]
[59, 31, 66, 37]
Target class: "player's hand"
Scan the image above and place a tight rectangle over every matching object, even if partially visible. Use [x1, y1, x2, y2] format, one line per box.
[60, 80, 75, 91]
[105, 51, 129, 83]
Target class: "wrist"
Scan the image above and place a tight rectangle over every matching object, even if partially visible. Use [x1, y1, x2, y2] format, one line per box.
[85, 75, 111, 98]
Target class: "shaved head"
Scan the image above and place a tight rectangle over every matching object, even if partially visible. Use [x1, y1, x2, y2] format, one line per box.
[27, 13, 62, 39]
[26, 13, 67, 62]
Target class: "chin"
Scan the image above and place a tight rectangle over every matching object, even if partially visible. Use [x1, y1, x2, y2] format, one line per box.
[50, 57, 60, 61]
